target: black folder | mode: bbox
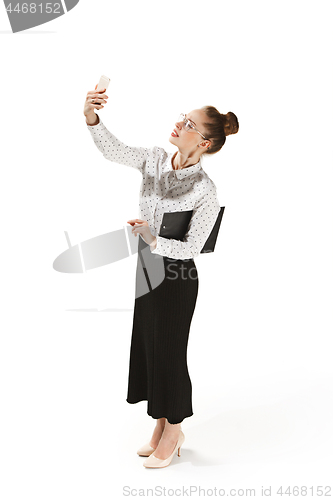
[158,207,225,253]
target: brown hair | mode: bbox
[201,106,239,155]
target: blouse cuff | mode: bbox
[150,235,171,257]
[86,116,105,132]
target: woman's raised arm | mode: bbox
[83,84,149,174]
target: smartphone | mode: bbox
[96,75,110,93]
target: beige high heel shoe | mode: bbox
[137,442,156,457]
[143,430,185,468]
[137,424,182,457]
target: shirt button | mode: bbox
[163,225,166,228]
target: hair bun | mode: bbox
[222,111,239,136]
[200,105,239,155]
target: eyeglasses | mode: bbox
[178,113,209,141]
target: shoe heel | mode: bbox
[177,446,181,457]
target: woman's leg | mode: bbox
[151,419,182,460]
[149,417,166,448]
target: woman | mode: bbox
[83,84,239,468]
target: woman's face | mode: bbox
[169,109,211,152]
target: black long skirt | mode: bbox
[126,236,199,424]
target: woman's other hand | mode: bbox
[127,219,156,246]
[84,84,109,125]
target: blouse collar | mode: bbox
[169,153,202,180]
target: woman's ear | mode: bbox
[198,140,211,150]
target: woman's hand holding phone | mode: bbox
[84,83,109,126]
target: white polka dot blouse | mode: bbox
[86,116,221,260]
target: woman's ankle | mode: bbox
[163,421,181,434]
[156,417,166,428]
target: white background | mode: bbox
[0,0,332,498]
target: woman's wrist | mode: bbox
[149,237,157,250]
[86,112,99,126]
